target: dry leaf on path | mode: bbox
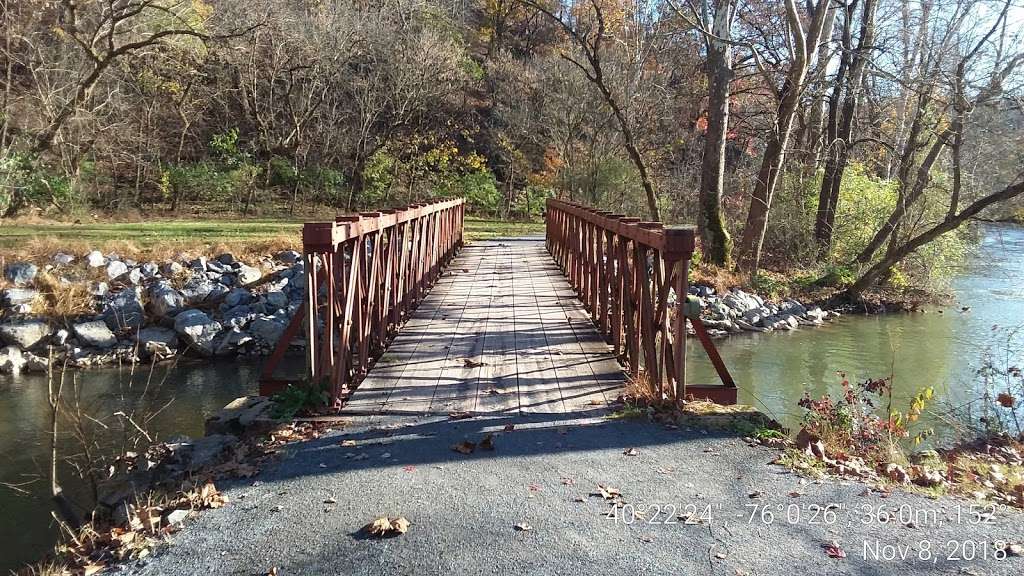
[479,433,495,451]
[366,516,411,537]
[513,522,533,531]
[824,541,847,559]
[623,447,640,456]
[452,441,476,454]
[463,358,485,368]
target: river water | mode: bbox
[1,223,1022,571]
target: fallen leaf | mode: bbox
[561,477,575,486]
[266,569,279,576]
[592,484,621,500]
[323,497,337,504]
[403,465,415,472]
[84,564,105,576]
[748,491,763,499]
[997,392,1016,408]
[787,491,803,498]
[479,433,495,451]
[463,358,485,368]
[452,441,476,454]
[513,522,533,531]
[715,552,727,559]
[503,424,515,432]
[365,516,411,537]
[824,541,847,559]
[623,447,640,457]
[339,439,356,447]
[448,411,473,421]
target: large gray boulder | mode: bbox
[73,320,118,348]
[250,314,287,346]
[224,288,251,308]
[135,326,179,349]
[722,290,761,313]
[85,250,107,268]
[102,290,146,331]
[236,264,261,285]
[149,282,185,317]
[180,276,228,304]
[4,262,38,287]
[276,250,301,264]
[0,321,52,349]
[264,290,288,310]
[173,309,222,356]
[106,260,129,280]
[2,288,39,307]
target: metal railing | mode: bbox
[260,199,465,400]
[545,198,736,403]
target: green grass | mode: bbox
[464,217,544,241]
[0,216,544,252]
[0,219,304,248]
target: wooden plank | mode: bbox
[514,242,566,414]
[473,242,521,414]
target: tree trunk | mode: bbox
[736,83,801,272]
[698,0,735,267]
[814,0,877,251]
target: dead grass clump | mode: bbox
[690,264,747,295]
[33,271,96,319]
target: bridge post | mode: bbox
[663,226,696,400]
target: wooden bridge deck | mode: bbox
[343,238,625,417]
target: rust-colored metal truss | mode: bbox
[545,199,738,404]
[259,199,465,401]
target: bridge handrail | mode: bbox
[545,198,696,399]
[260,198,465,400]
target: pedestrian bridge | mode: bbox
[260,199,736,414]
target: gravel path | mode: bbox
[129,413,1024,575]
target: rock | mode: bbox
[188,256,208,272]
[162,261,184,277]
[722,290,760,313]
[742,307,768,325]
[102,290,146,331]
[215,253,236,266]
[0,346,26,374]
[86,250,107,268]
[53,252,75,266]
[0,321,52,349]
[4,262,38,287]
[2,288,39,307]
[149,282,185,317]
[250,315,287,346]
[91,281,110,297]
[236,264,261,285]
[221,305,254,327]
[206,260,226,274]
[135,326,178,348]
[173,309,222,356]
[264,290,288,310]
[166,434,239,472]
[218,274,235,287]
[53,329,70,347]
[181,277,218,304]
[145,341,175,359]
[779,299,807,317]
[73,320,118,348]
[164,509,190,527]
[214,327,252,356]
[126,268,144,285]
[805,307,827,323]
[205,396,277,437]
[276,250,301,264]
[106,260,129,280]
[912,468,945,488]
[24,352,49,372]
[140,262,160,278]
[224,288,251,308]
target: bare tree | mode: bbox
[735,0,834,273]
[525,0,662,221]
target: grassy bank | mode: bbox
[0,216,543,260]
